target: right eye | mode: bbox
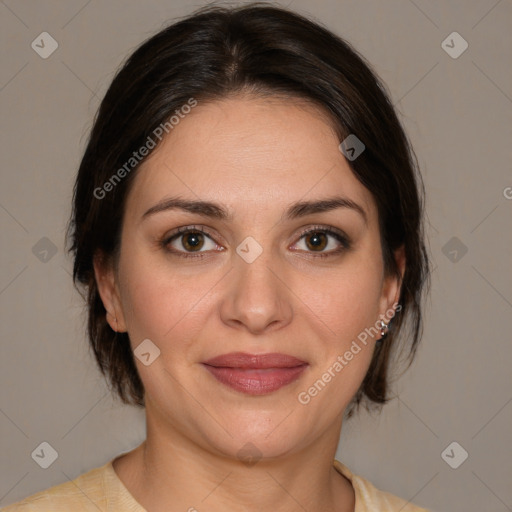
[161,226,224,259]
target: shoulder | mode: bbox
[1,463,110,511]
[333,460,429,512]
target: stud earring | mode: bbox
[376,319,389,342]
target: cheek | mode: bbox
[298,256,384,341]
[117,249,220,350]
[294,265,382,413]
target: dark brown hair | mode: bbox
[66,2,430,417]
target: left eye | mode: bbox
[292,229,349,255]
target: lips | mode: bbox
[203,352,307,369]
[201,352,308,395]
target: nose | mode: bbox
[219,246,293,335]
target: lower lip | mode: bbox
[202,364,308,395]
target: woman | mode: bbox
[4,3,430,511]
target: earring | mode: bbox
[376,319,388,342]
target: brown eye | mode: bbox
[305,231,328,251]
[292,226,351,257]
[161,226,222,258]
[181,231,205,252]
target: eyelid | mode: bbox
[294,224,350,246]
[161,225,224,251]
[163,225,221,242]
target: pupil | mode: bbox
[184,232,203,250]
[307,232,326,251]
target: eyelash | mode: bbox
[160,224,351,260]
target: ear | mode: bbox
[378,245,406,319]
[93,250,127,332]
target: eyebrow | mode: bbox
[141,195,367,225]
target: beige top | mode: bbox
[2,458,428,511]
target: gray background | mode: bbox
[1,1,511,511]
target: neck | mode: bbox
[113,414,355,512]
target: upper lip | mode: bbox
[202,352,307,369]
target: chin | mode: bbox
[198,408,310,461]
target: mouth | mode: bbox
[201,352,309,395]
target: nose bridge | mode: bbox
[220,239,292,333]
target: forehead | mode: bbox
[124,95,376,224]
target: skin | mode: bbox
[94,94,405,512]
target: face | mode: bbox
[95,94,404,460]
